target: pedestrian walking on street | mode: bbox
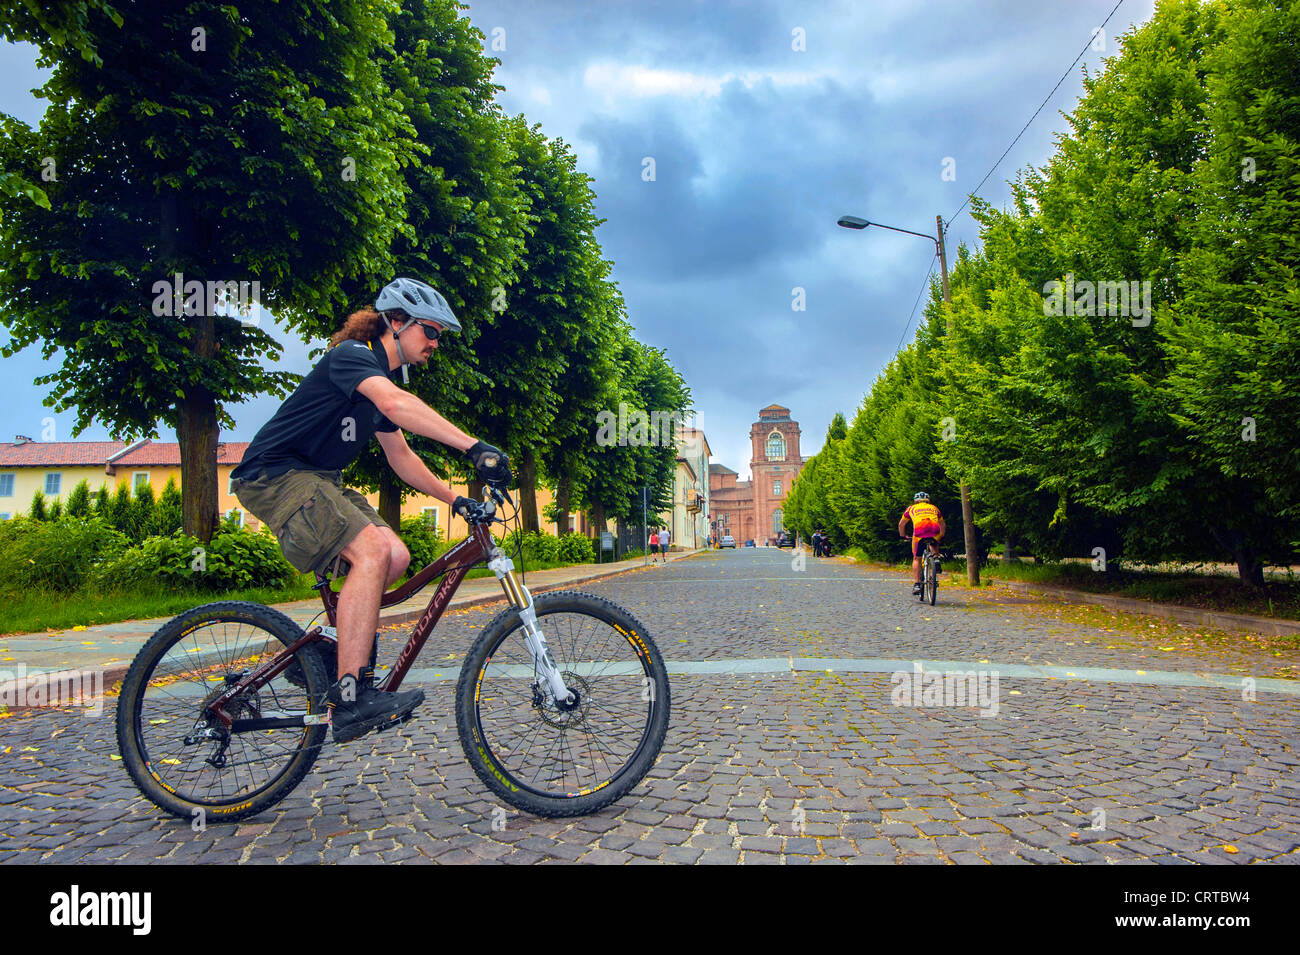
[658,526,671,563]
[649,529,660,563]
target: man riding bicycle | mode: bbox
[230,277,512,743]
[898,492,945,597]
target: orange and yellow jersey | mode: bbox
[902,502,943,539]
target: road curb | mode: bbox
[993,579,1300,638]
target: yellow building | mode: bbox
[0,436,574,541]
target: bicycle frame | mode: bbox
[203,500,575,734]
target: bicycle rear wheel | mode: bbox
[455,590,670,817]
[927,559,938,605]
[115,601,329,823]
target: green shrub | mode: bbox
[132,482,158,537]
[523,531,560,564]
[398,516,447,572]
[88,527,296,593]
[65,480,92,518]
[557,533,594,564]
[0,515,129,594]
[29,489,47,521]
[157,477,182,535]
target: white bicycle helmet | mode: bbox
[374,277,460,382]
[913,491,930,502]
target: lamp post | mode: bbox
[838,213,979,586]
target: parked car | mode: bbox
[775,531,796,548]
[720,535,736,548]
[744,539,755,547]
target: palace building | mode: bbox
[708,404,806,545]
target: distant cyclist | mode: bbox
[898,492,945,596]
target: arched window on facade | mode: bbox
[766,431,785,460]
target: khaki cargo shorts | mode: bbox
[231,469,389,575]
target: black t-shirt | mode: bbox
[232,339,400,480]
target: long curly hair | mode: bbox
[330,307,409,347]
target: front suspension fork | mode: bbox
[488,549,574,705]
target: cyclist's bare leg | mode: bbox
[335,525,394,680]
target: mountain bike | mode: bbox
[911,536,940,606]
[115,484,671,823]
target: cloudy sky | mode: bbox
[0,0,1156,479]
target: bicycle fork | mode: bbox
[488,549,576,707]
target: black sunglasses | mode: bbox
[411,320,442,342]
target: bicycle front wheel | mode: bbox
[455,590,670,817]
[927,564,938,605]
[115,601,329,823]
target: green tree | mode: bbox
[132,481,158,539]
[156,476,183,535]
[65,478,92,517]
[0,0,410,543]
[337,0,527,526]
[1162,0,1300,582]
[29,489,47,520]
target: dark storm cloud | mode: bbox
[0,0,1157,475]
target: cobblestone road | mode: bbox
[2,549,1297,864]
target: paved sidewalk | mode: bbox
[0,548,701,693]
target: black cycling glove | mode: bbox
[452,496,478,519]
[466,440,512,484]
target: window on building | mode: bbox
[0,473,13,497]
[766,432,785,460]
[422,507,440,534]
[773,479,782,496]
[0,513,10,521]
[225,508,245,528]
[227,475,234,494]
[44,472,61,496]
[132,471,150,491]
[773,509,784,534]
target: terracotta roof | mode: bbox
[0,439,252,469]
[0,440,127,467]
[759,403,790,413]
[709,463,738,474]
[110,440,250,467]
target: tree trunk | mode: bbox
[590,501,606,540]
[517,448,540,533]
[378,470,402,529]
[178,394,218,543]
[555,474,571,536]
[1232,532,1266,586]
[163,191,218,544]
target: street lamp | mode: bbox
[838,211,978,585]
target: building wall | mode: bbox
[0,460,575,542]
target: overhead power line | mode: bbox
[894,251,938,354]
[948,0,1127,226]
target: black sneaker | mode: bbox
[934,562,943,575]
[912,583,923,596]
[325,674,424,744]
